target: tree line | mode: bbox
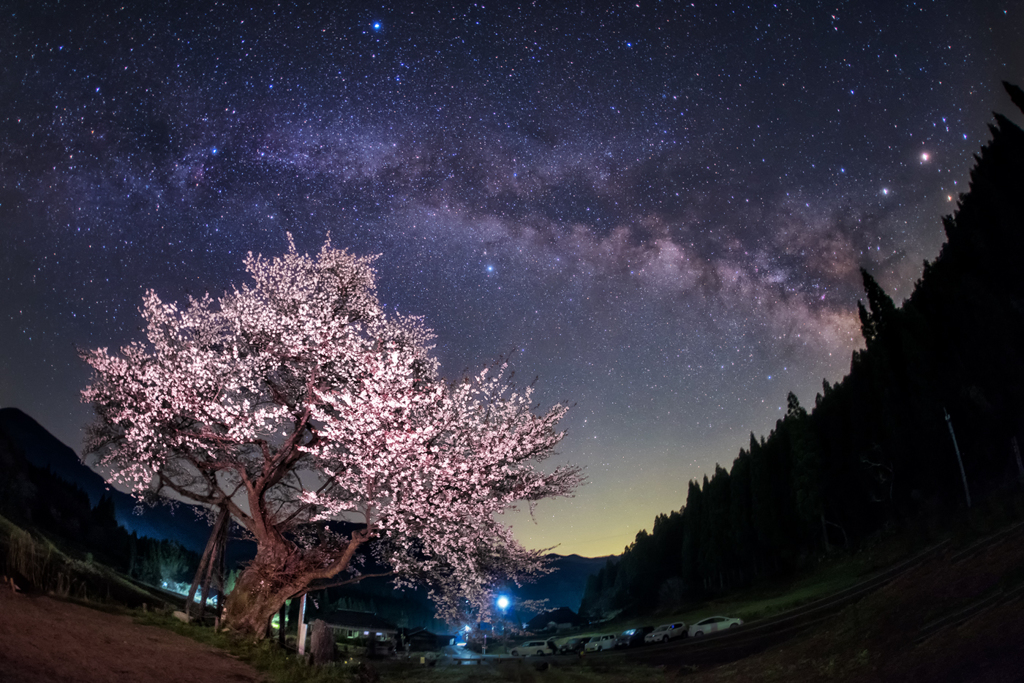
[580,83,1024,618]
[0,427,198,588]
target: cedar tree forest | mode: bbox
[581,83,1024,618]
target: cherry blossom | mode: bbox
[81,236,581,637]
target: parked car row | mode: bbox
[510,616,744,656]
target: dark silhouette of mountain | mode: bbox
[0,407,214,553]
[519,553,614,612]
[525,606,585,632]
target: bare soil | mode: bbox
[0,589,264,683]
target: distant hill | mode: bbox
[517,553,614,612]
[0,407,215,553]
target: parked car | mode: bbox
[584,633,617,652]
[644,622,687,643]
[558,636,591,655]
[615,626,654,648]
[510,639,556,656]
[687,616,743,637]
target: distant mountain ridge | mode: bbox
[520,553,614,612]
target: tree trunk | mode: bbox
[221,552,306,638]
[219,524,369,639]
[186,507,229,621]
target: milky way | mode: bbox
[2,0,1022,556]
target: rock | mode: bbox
[310,619,335,666]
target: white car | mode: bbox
[584,633,617,652]
[510,640,556,656]
[687,616,743,637]
[644,622,687,643]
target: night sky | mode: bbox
[2,0,1022,557]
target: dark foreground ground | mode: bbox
[0,588,264,683]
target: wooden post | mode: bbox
[297,593,308,656]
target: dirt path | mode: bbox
[0,589,264,683]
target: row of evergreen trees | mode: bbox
[580,83,1024,617]
[0,427,198,588]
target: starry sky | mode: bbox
[2,0,1022,557]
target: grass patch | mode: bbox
[0,513,170,608]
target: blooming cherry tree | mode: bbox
[81,237,581,637]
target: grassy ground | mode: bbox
[0,512,171,608]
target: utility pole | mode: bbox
[944,408,971,508]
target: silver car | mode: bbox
[510,639,556,656]
[584,633,617,652]
[687,616,743,637]
[644,622,686,643]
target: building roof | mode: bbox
[317,610,398,632]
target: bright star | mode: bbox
[373,22,381,31]
[920,152,930,162]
